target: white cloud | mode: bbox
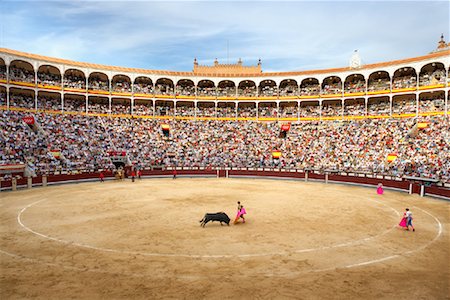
[1,1,448,71]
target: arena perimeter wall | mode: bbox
[1,168,449,200]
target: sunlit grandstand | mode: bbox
[1,36,449,190]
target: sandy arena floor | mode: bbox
[0,178,449,299]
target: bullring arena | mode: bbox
[1,177,449,299]
[1,37,450,299]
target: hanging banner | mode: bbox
[387,153,398,163]
[272,151,282,159]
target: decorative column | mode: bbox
[6,86,9,110]
[389,95,393,118]
[256,102,259,121]
[34,90,38,112]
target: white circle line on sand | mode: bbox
[4,197,442,278]
[17,196,400,259]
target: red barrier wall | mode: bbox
[1,169,448,200]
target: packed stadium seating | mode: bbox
[1,108,448,183]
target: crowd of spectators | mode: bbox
[300,105,321,117]
[0,92,5,106]
[88,78,109,91]
[111,103,132,115]
[155,84,174,96]
[37,71,61,87]
[300,84,320,96]
[419,98,445,112]
[238,86,257,97]
[392,75,417,89]
[392,99,416,114]
[1,109,448,183]
[197,86,216,97]
[419,69,446,86]
[259,85,278,97]
[279,85,298,97]
[112,81,132,93]
[133,103,154,116]
[321,103,342,117]
[322,82,342,95]
[368,100,390,115]
[196,106,216,117]
[64,74,86,90]
[279,105,298,118]
[9,94,35,109]
[0,65,7,80]
[64,98,86,112]
[344,80,365,93]
[368,79,390,92]
[9,67,34,83]
[217,86,236,97]
[38,96,61,111]
[344,102,366,116]
[258,105,278,118]
[133,83,154,94]
[176,85,195,97]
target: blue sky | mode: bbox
[1,1,448,72]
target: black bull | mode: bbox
[199,212,231,227]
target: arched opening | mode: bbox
[176,101,195,116]
[279,101,298,118]
[419,62,446,86]
[155,100,174,116]
[300,101,320,117]
[37,65,61,87]
[112,75,132,93]
[155,78,174,96]
[197,102,215,117]
[0,86,7,106]
[197,80,216,97]
[419,91,445,113]
[300,78,320,96]
[258,80,277,97]
[133,77,153,94]
[392,67,417,89]
[88,96,109,113]
[279,79,298,96]
[368,96,390,116]
[0,58,6,80]
[64,69,86,90]
[217,102,236,118]
[238,80,256,97]
[64,94,86,112]
[368,71,390,92]
[88,72,109,92]
[10,60,35,83]
[238,102,256,118]
[10,88,35,109]
[344,74,365,93]
[322,76,342,95]
[344,98,365,116]
[392,94,416,115]
[133,99,153,116]
[176,79,195,96]
[38,91,61,111]
[217,80,236,97]
[111,98,131,115]
[322,100,342,117]
[258,102,277,118]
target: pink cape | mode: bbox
[377,186,384,195]
[399,217,407,227]
[235,207,247,219]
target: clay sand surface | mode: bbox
[1,178,449,299]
